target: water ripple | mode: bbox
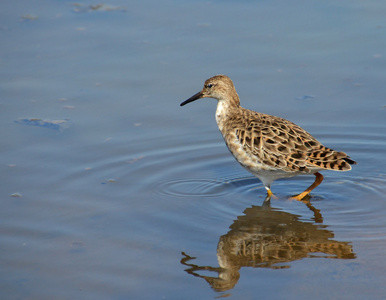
[155,178,231,198]
[90,126,385,211]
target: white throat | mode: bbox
[215,100,229,130]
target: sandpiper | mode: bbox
[180,75,356,201]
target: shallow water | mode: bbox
[1,1,386,299]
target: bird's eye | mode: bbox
[206,84,213,88]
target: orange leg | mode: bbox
[290,172,324,201]
[265,187,278,199]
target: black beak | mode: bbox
[180,91,203,106]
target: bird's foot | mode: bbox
[290,193,312,202]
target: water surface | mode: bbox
[1,1,386,299]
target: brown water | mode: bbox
[1,1,386,299]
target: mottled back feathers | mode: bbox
[231,109,356,173]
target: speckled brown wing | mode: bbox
[306,144,357,171]
[235,111,356,173]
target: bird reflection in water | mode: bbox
[180,199,355,292]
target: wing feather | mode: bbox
[234,111,356,172]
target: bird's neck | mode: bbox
[215,97,240,132]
